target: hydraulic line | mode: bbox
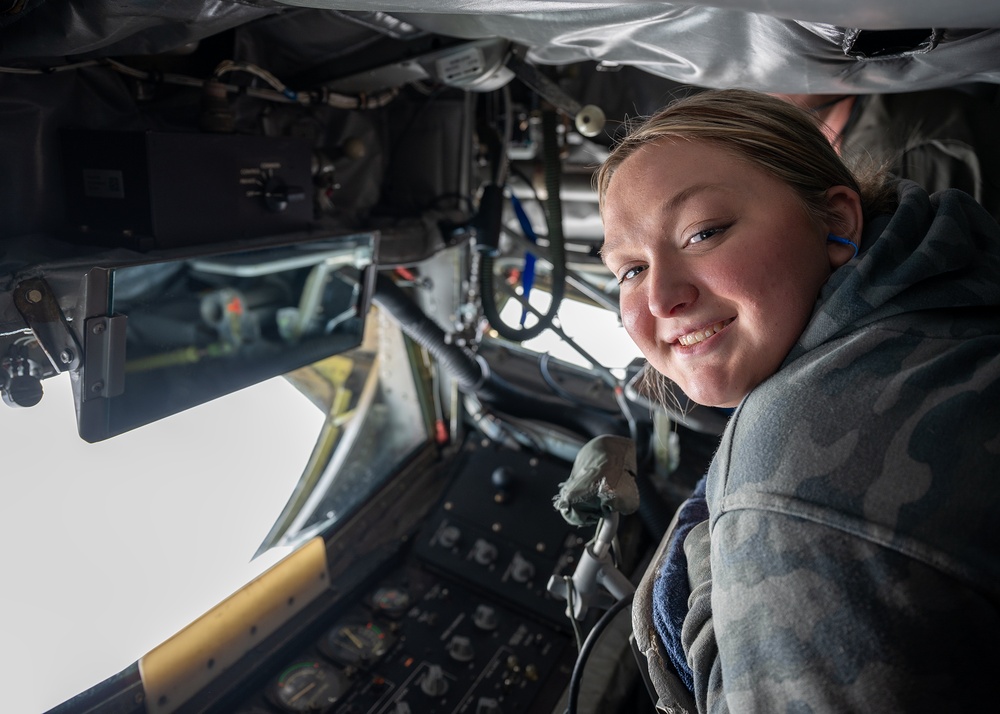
[372,272,626,440]
[479,109,566,341]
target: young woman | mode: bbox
[598,89,1000,712]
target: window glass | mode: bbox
[0,374,324,714]
[498,289,642,375]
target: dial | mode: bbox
[320,618,396,667]
[267,660,348,713]
[372,585,411,619]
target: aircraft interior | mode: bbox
[2,2,999,713]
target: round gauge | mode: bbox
[267,660,348,714]
[372,586,411,619]
[320,619,396,666]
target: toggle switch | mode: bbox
[473,604,499,631]
[420,664,449,697]
[447,635,474,662]
[510,552,535,583]
[471,539,498,566]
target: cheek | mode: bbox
[619,294,649,345]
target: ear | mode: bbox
[824,185,864,268]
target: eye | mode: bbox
[617,264,647,285]
[684,226,727,247]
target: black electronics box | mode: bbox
[62,130,314,250]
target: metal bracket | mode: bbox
[546,513,635,620]
[12,277,84,373]
[83,315,127,401]
[505,52,606,138]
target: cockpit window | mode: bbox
[0,372,324,714]
[256,307,433,552]
[496,288,642,376]
[2,306,430,714]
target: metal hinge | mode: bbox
[83,314,127,401]
[13,277,83,373]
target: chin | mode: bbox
[677,379,744,410]
[694,395,738,409]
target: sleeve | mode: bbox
[680,509,1000,713]
[678,519,722,714]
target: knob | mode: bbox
[471,539,498,566]
[490,466,516,491]
[510,552,535,583]
[420,665,449,697]
[472,604,498,631]
[2,373,43,408]
[447,635,474,662]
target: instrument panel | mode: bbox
[232,436,588,714]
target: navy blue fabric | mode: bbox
[652,476,709,694]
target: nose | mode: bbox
[647,265,698,318]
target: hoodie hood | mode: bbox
[788,179,1000,361]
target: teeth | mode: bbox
[678,319,733,346]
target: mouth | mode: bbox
[676,318,735,347]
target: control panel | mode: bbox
[235,564,573,714]
[232,435,587,714]
[412,436,588,628]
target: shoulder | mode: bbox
[708,321,1000,588]
[722,317,1000,493]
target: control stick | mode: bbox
[546,435,638,619]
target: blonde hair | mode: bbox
[597,88,897,225]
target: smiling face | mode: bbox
[601,138,849,408]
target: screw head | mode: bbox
[24,288,43,304]
[92,322,106,335]
[91,380,104,394]
[59,349,74,364]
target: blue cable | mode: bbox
[509,193,538,326]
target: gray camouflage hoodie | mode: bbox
[636,180,1000,713]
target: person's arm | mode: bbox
[682,510,998,712]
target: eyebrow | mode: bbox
[600,182,727,262]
